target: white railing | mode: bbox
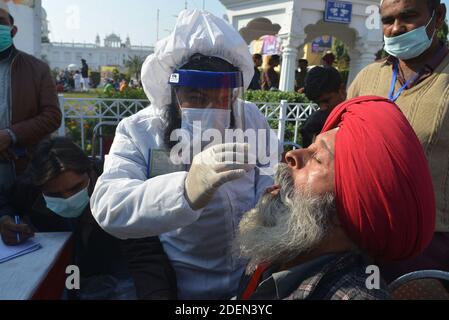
[58,95,318,154]
[254,100,318,147]
[58,95,149,152]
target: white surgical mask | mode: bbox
[44,186,90,219]
[384,11,436,60]
[181,108,231,138]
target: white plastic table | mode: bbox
[0,232,73,300]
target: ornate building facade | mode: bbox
[40,7,153,71]
[220,0,383,90]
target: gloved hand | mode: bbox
[185,143,256,210]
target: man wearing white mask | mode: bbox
[90,10,279,300]
[348,0,449,282]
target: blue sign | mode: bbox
[324,1,353,24]
[312,36,333,53]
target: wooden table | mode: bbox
[0,232,73,300]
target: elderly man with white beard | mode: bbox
[233,96,437,300]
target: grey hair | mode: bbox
[233,164,336,274]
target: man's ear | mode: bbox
[11,26,17,38]
[436,4,446,30]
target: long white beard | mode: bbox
[233,164,336,274]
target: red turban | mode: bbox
[322,96,435,262]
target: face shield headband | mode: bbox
[169,69,243,89]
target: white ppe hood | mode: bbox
[141,9,254,110]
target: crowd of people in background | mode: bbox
[53,49,337,96]
[248,50,339,93]
[102,78,142,95]
[55,59,91,93]
[54,58,143,94]
[247,50,343,147]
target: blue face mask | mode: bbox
[43,186,90,219]
[384,11,436,60]
[0,25,13,52]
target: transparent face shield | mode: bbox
[170,69,244,110]
[166,69,278,175]
[168,69,246,154]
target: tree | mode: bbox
[125,55,145,80]
[437,19,448,45]
[331,39,351,86]
[332,39,350,69]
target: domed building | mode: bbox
[41,19,153,71]
[41,6,49,43]
[38,3,153,71]
[104,33,122,48]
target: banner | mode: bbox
[261,35,280,55]
[250,35,281,56]
[311,36,333,53]
[2,0,35,8]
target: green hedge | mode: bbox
[97,88,309,103]
[244,90,313,148]
[68,89,313,154]
[244,90,310,103]
[99,87,148,100]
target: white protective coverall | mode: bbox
[90,10,280,300]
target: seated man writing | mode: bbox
[0,137,176,300]
[234,96,436,300]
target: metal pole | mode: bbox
[58,94,66,136]
[80,117,85,151]
[156,9,160,41]
[278,100,288,145]
[203,0,205,10]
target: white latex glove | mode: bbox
[185,143,256,210]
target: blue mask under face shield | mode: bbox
[383,10,437,60]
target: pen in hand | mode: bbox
[14,216,21,244]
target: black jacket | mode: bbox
[81,63,89,78]
[248,67,261,90]
[0,172,177,300]
[300,110,330,148]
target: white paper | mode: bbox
[0,238,42,264]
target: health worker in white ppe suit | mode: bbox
[90,10,280,300]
